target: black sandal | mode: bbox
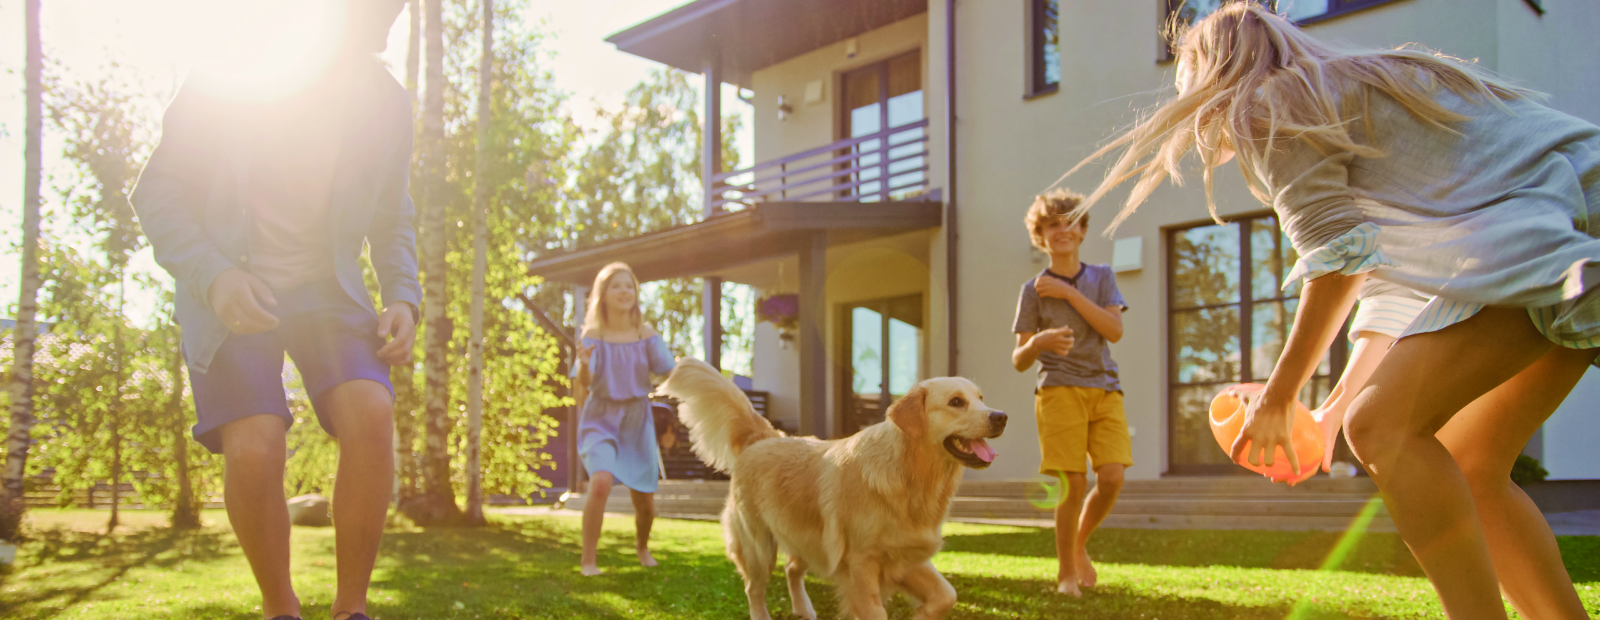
[332,614,370,620]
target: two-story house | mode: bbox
[532,0,1600,491]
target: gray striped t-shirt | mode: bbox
[1012,264,1127,392]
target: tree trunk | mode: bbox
[410,0,460,525]
[168,323,199,530]
[3,0,44,540]
[464,0,495,526]
[108,276,125,533]
[391,0,424,508]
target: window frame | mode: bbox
[1157,0,1411,62]
[1164,212,1352,476]
[1024,0,1061,99]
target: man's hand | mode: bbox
[209,268,280,334]
[1034,275,1078,300]
[375,303,417,365]
[1030,326,1076,357]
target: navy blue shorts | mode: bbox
[188,278,394,454]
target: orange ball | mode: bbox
[1209,384,1324,486]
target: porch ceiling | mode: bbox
[605,0,928,87]
[527,201,942,286]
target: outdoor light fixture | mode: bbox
[777,95,795,121]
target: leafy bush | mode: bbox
[1511,454,1549,487]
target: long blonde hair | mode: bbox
[583,262,643,334]
[1063,1,1527,232]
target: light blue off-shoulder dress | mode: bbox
[578,335,676,493]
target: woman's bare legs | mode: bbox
[580,471,614,576]
[1344,306,1591,619]
[1315,332,1394,472]
[630,489,657,567]
[1435,345,1594,619]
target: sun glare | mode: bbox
[185,0,348,102]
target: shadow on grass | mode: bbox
[941,527,1425,576]
[0,525,235,619]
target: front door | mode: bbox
[838,295,923,437]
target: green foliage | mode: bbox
[1512,454,1549,487]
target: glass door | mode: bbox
[839,295,923,437]
[839,51,924,201]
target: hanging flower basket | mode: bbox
[756,294,800,346]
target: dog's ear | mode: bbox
[887,385,928,440]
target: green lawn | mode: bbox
[3,509,1598,619]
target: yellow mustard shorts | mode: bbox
[1035,386,1134,474]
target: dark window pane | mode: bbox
[1172,384,1234,467]
[1250,216,1301,300]
[1041,0,1060,86]
[1172,223,1240,308]
[1279,0,1330,20]
[1174,306,1240,384]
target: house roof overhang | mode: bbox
[527,201,942,286]
[605,0,928,87]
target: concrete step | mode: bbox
[947,496,1386,519]
[958,476,1378,498]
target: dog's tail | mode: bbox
[658,357,781,474]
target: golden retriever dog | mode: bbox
[658,358,1006,620]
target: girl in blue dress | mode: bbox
[574,262,676,576]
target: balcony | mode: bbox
[711,119,934,210]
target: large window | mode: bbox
[840,51,925,202]
[838,295,923,438]
[1166,214,1350,474]
[1159,0,1406,61]
[1026,0,1061,97]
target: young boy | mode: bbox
[1011,189,1132,597]
[130,2,416,619]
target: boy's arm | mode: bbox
[128,82,236,307]
[1034,276,1124,342]
[1013,332,1040,372]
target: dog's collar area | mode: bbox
[943,435,996,469]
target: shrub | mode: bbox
[1511,454,1549,487]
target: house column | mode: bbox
[702,52,724,369]
[703,276,722,369]
[798,232,827,437]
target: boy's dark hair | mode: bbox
[1025,189,1089,250]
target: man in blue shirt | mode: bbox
[130,2,416,619]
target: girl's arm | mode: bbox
[1231,271,1365,474]
[1034,276,1124,342]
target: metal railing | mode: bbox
[709,119,932,211]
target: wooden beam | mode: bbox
[798,231,828,438]
[703,53,723,217]
[703,277,723,369]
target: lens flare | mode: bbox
[1283,495,1385,620]
[1027,473,1069,509]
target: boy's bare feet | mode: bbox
[580,562,602,576]
[1075,547,1098,588]
[637,548,658,567]
[1055,580,1083,597]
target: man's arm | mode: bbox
[128,82,236,307]
[1034,276,1124,342]
[369,104,422,318]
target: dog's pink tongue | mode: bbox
[969,439,996,463]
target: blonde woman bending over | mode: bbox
[1063,4,1599,618]
[574,262,676,576]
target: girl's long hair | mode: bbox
[1062,1,1528,232]
[583,262,643,334]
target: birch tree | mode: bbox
[464,0,494,525]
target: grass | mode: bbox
[2,508,1598,619]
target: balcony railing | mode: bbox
[709,119,932,211]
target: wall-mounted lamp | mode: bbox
[777,95,795,121]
